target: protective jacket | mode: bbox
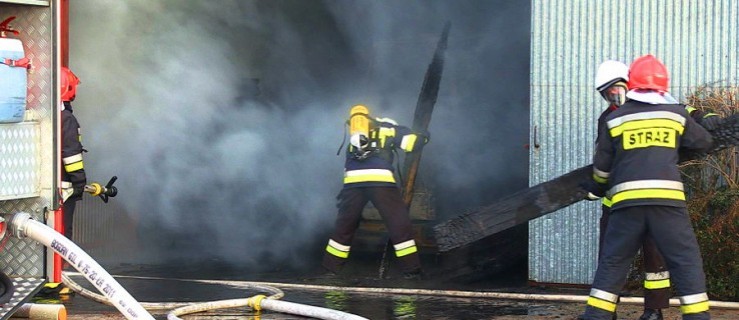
[342,119,424,188]
[61,101,86,201]
[593,100,712,211]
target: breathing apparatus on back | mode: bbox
[336,104,387,160]
[349,104,381,160]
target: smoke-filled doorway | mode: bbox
[68,0,531,284]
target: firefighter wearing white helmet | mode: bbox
[60,66,87,243]
[581,55,713,320]
[594,60,629,107]
[321,105,429,280]
[584,60,671,320]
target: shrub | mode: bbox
[680,86,739,300]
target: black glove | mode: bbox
[579,179,607,200]
[698,114,722,131]
[72,180,86,198]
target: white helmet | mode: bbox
[595,60,629,92]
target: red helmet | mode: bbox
[60,67,80,102]
[628,54,669,92]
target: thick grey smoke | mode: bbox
[69,0,530,270]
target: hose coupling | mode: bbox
[9,212,32,239]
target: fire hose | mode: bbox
[62,273,739,318]
[62,273,368,320]
[7,212,154,320]
[3,212,369,319]
[8,211,737,318]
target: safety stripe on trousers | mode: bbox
[586,288,618,312]
[644,271,671,290]
[326,239,350,259]
[679,293,710,314]
[344,169,396,184]
[394,239,418,257]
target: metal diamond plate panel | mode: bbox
[0,2,56,279]
[0,277,45,320]
[0,123,40,200]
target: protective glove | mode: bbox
[579,179,607,200]
[698,113,722,131]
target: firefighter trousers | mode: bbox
[584,206,710,320]
[322,187,421,274]
[600,205,670,309]
[63,199,77,240]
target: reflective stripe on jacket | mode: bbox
[61,103,87,200]
[592,100,712,210]
[343,120,422,188]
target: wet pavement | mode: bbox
[25,260,739,319]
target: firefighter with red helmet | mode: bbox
[321,105,428,280]
[588,60,671,320]
[60,66,86,241]
[581,55,713,320]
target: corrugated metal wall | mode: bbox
[529,0,739,284]
[72,194,140,263]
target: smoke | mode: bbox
[69,0,530,270]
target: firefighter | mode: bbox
[581,54,712,320]
[588,60,670,320]
[322,105,428,280]
[60,67,86,242]
[587,59,725,320]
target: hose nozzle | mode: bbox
[84,176,118,203]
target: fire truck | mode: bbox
[0,0,71,317]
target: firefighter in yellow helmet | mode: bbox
[60,66,86,242]
[322,105,428,279]
[581,55,712,320]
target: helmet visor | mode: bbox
[600,82,628,106]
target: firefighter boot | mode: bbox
[638,309,662,320]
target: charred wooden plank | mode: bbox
[434,113,739,252]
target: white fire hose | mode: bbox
[62,272,368,319]
[6,212,368,320]
[7,211,737,319]
[8,212,155,320]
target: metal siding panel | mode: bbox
[72,195,138,261]
[530,0,739,285]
